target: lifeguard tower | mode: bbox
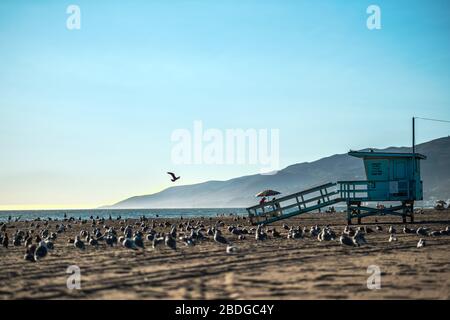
[246,121,427,226]
[339,151,426,224]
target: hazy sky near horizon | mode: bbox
[1,0,450,210]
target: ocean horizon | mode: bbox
[0,208,249,222]
[1,201,437,222]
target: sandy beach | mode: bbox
[0,209,449,300]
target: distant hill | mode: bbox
[106,137,450,209]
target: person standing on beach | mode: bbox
[317,199,321,213]
[272,197,281,216]
[259,197,267,206]
[259,197,267,214]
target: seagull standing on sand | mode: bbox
[365,227,374,234]
[352,230,366,246]
[309,225,321,237]
[389,234,397,242]
[288,228,302,239]
[192,229,205,240]
[44,239,54,250]
[89,237,98,246]
[403,226,415,234]
[272,229,281,238]
[339,234,354,247]
[318,228,334,241]
[2,233,9,248]
[106,235,116,247]
[146,233,155,242]
[13,234,22,246]
[74,236,85,250]
[152,236,164,249]
[167,172,180,182]
[214,230,228,245]
[124,227,133,239]
[343,226,354,236]
[416,227,428,236]
[255,225,267,241]
[165,234,177,251]
[226,245,239,254]
[123,238,136,250]
[24,244,36,262]
[417,238,426,248]
[34,241,48,260]
[169,225,177,238]
[182,237,195,246]
[134,233,144,249]
[25,236,32,247]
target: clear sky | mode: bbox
[1,0,449,210]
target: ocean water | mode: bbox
[0,208,247,222]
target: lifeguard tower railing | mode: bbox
[338,179,416,224]
[247,182,341,225]
[247,180,417,225]
[338,180,413,201]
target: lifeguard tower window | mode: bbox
[395,160,406,179]
[366,159,388,180]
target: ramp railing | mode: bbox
[246,182,341,225]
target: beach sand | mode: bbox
[0,210,449,300]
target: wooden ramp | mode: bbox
[246,182,342,225]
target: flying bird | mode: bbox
[167,172,180,182]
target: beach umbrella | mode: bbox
[255,190,281,197]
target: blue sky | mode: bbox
[1,0,449,209]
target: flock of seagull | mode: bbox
[0,214,449,263]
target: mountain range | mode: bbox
[106,136,450,209]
